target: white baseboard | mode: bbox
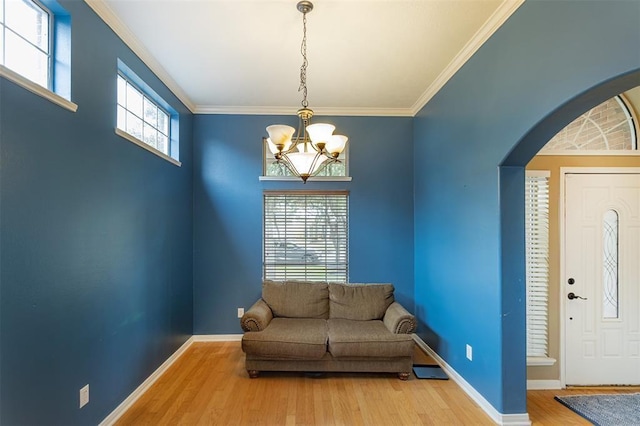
[99,334,243,425]
[99,336,195,426]
[527,379,562,390]
[412,335,531,426]
[192,334,243,342]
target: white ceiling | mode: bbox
[86,0,524,115]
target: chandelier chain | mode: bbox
[299,11,308,108]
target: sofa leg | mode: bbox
[248,370,259,379]
[398,372,410,381]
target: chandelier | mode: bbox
[265,1,348,183]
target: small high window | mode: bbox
[117,73,171,156]
[1,0,51,88]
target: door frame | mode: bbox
[559,167,640,387]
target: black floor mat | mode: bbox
[413,364,449,380]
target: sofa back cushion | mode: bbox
[262,280,329,319]
[329,283,395,320]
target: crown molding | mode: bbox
[410,0,525,116]
[84,0,196,113]
[194,105,414,117]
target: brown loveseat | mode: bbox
[240,281,416,380]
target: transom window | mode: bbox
[0,0,51,88]
[263,140,349,178]
[117,73,171,156]
[540,95,638,154]
[263,191,349,282]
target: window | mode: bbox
[1,0,51,88]
[262,139,351,181]
[0,0,74,111]
[117,73,171,156]
[264,191,348,282]
[540,95,638,154]
[525,171,551,362]
[602,209,619,319]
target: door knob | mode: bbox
[568,292,587,300]
[568,278,575,285]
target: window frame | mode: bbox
[263,190,349,283]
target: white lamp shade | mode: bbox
[266,138,279,155]
[266,125,295,151]
[326,135,348,155]
[288,151,327,176]
[306,123,335,145]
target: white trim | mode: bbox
[527,380,562,390]
[0,65,78,112]
[538,150,640,156]
[192,334,243,342]
[259,176,352,182]
[83,0,195,113]
[98,337,194,426]
[559,167,640,388]
[115,128,182,167]
[526,356,556,367]
[526,170,551,178]
[409,0,525,116]
[195,105,414,117]
[412,335,531,426]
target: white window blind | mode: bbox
[264,191,348,282]
[525,171,550,358]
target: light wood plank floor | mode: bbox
[115,342,639,425]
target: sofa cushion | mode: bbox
[262,280,329,319]
[329,283,394,320]
[242,318,328,359]
[327,319,414,358]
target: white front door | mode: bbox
[565,173,640,385]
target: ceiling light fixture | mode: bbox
[265,1,348,183]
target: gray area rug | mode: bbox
[555,393,640,426]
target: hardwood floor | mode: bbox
[114,341,640,425]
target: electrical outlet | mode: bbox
[237,307,245,318]
[466,344,473,361]
[79,384,89,408]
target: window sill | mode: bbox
[527,356,556,366]
[0,65,78,112]
[115,128,181,167]
[259,176,352,182]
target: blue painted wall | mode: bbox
[413,0,640,415]
[0,1,193,424]
[193,115,414,333]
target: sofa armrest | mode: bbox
[240,299,273,332]
[383,302,416,334]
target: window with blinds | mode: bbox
[264,191,348,282]
[525,171,550,358]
